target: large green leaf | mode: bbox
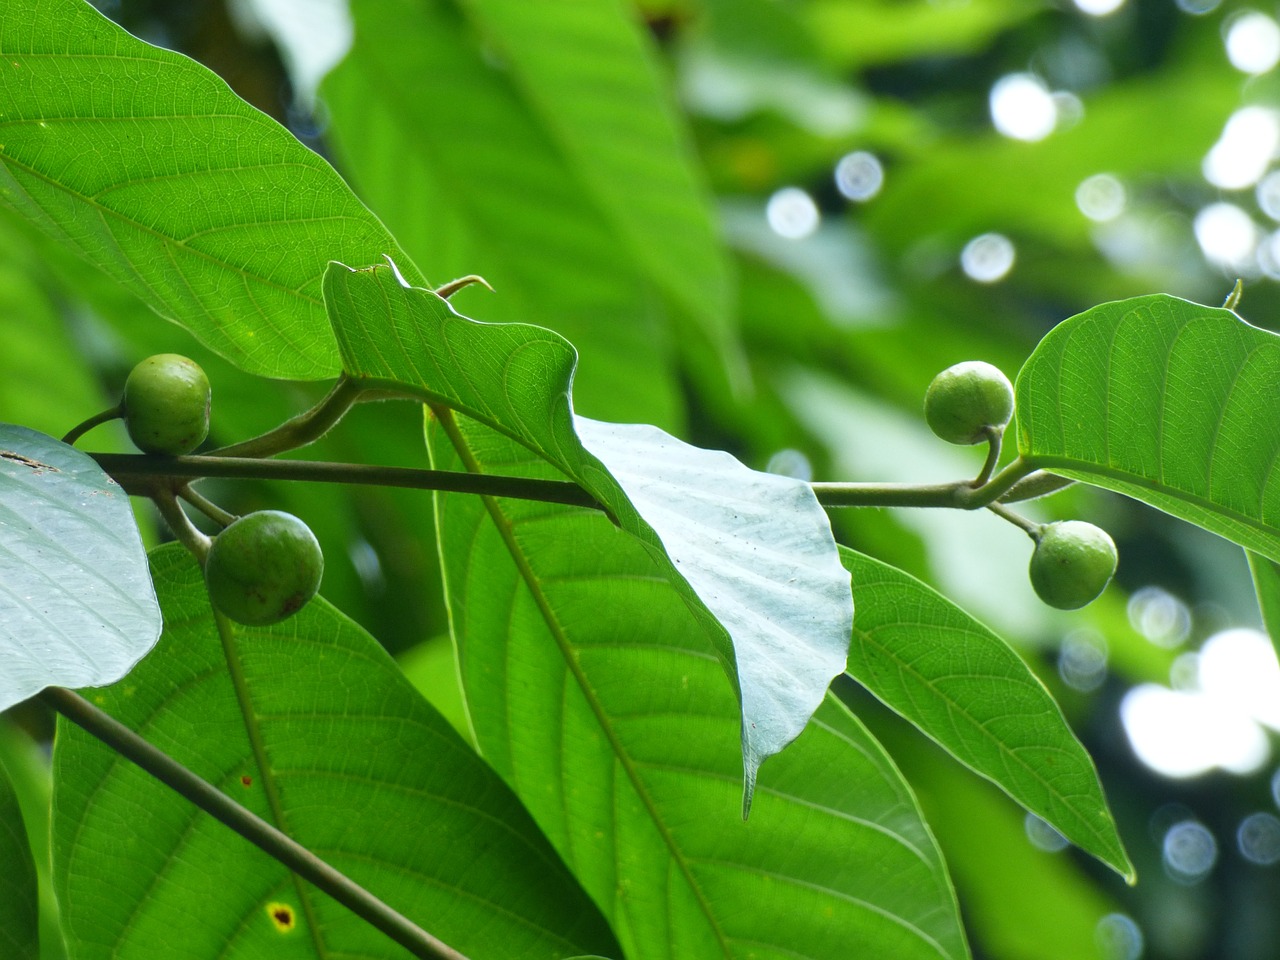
[0,753,38,959]
[325,261,852,799]
[455,0,733,352]
[840,547,1131,879]
[430,419,969,960]
[0,424,159,711]
[323,0,683,426]
[53,544,620,960]
[1015,294,1280,561]
[0,0,423,379]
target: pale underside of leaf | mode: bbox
[431,418,969,960]
[325,262,852,798]
[53,544,620,960]
[0,424,159,712]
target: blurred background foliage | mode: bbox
[6,0,1280,957]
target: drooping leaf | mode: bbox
[840,546,1132,880]
[325,261,851,799]
[53,544,620,960]
[1248,551,1280,655]
[455,0,734,352]
[1015,294,1280,561]
[0,424,159,711]
[0,753,38,960]
[430,419,969,960]
[0,0,424,380]
[323,0,684,426]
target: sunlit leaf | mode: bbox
[841,546,1132,879]
[0,424,159,711]
[0,0,423,379]
[1016,294,1280,561]
[431,420,969,959]
[53,544,620,960]
[325,261,851,798]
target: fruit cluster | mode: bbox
[122,354,324,626]
[924,361,1117,610]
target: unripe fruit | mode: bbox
[924,361,1014,445]
[1029,520,1117,610]
[204,511,323,626]
[123,354,210,455]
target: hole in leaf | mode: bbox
[266,902,296,933]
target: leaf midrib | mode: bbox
[435,407,734,957]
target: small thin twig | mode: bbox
[39,687,470,960]
[151,489,212,563]
[986,501,1043,538]
[209,376,365,459]
[972,425,1003,488]
[178,484,237,528]
[62,405,123,446]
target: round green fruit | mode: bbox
[204,511,324,626]
[923,361,1014,445]
[1029,520,1117,610]
[123,354,211,455]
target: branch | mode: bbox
[89,454,603,510]
[39,686,471,960]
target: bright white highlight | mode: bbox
[1226,11,1280,74]
[1120,628,1280,778]
[960,233,1015,282]
[1076,174,1127,222]
[1202,107,1280,190]
[1121,683,1269,777]
[766,187,820,239]
[1199,629,1280,731]
[1074,0,1126,14]
[834,151,884,202]
[990,74,1057,142]
[1257,170,1280,220]
[1194,203,1259,268]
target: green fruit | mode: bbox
[1029,520,1118,610]
[204,511,324,626]
[123,354,211,455]
[924,361,1014,445]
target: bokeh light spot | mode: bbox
[960,233,1015,282]
[1238,812,1280,865]
[834,151,884,202]
[1194,203,1258,268]
[1096,913,1144,960]
[1076,173,1126,222]
[766,187,820,239]
[990,73,1057,141]
[1163,820,1218,883]
[1226,11,1280,74]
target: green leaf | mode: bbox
[0,424,159,711]
[456,0,734,351]
[325,261,851,800]
[1248,550,1280,653]
[53,544,620,960]
[0,753,38,960]
[430,422,969,959]
[1015,294,1280,562]
[0,0,424,379]
[322,0,683,425]
[840,546,1132,880]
